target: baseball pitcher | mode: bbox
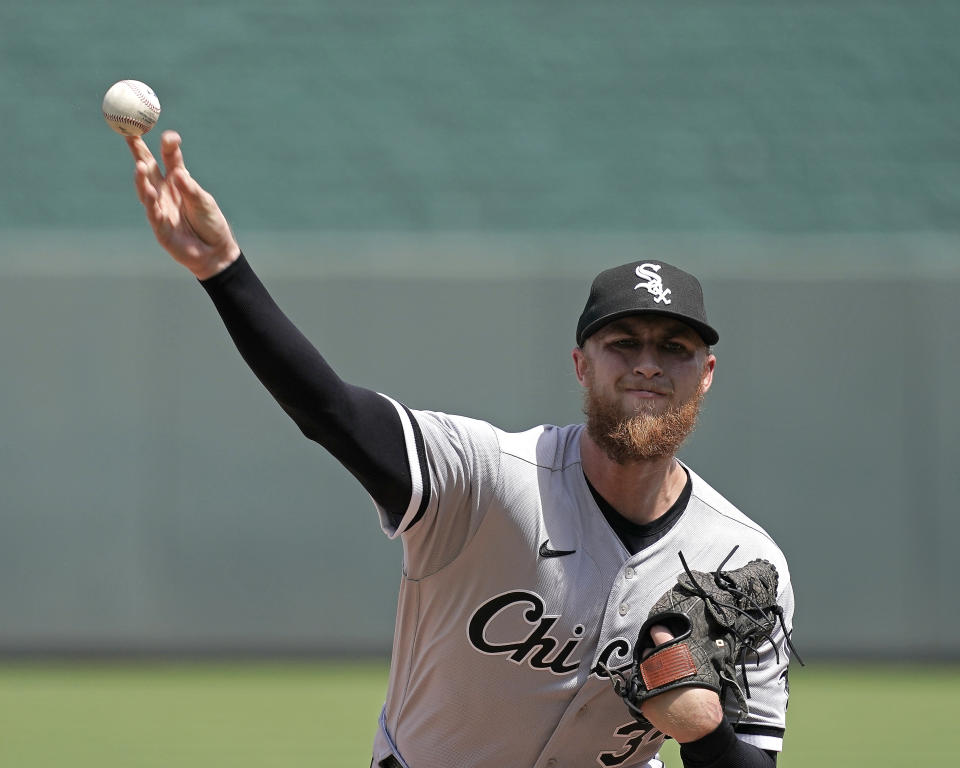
[126,131,798,768]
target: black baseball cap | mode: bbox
[576,261,719,347]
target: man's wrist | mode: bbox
[678,717,777,768]
[193,245,242,281]
[677,716,736,766]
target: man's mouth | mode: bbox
[623,386,671,398]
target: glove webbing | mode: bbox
[677,544,806,680]
[673,547,805,699]
[604,547,804,724]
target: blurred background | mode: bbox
[1,0,959,764]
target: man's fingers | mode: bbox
[125,136,155,164]
[133,160,179,240]
[171,167,221,224]
[640,624,676,660]
[134,160,176,209]
[134,168,164,226]
[169,168,211,223]
[160,130,186,174]
[127,137,163,186]
[170,167,197,198]
[650,624,675,646]
[133,161,156,206]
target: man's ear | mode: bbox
[699,353,716,395]
[572,346,589,386]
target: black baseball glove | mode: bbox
[607,546,801,724]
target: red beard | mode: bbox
[582,382,705,464]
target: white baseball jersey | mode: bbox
[372,403,795,768]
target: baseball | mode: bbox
[102,80,161,137]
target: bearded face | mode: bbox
[581,364,707,464]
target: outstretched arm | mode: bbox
[127,132,416,521]
[199,256,415,518]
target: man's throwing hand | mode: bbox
[127,131,240,280]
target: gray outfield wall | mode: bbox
[1,231,957,658]
[5,0,960,658]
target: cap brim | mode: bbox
[578,309,719,347]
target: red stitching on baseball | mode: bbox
[104,112,151,131]
[121,80,161,113]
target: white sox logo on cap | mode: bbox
[575,260,719,347]
[634,263,672,305]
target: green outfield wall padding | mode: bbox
[2,1,959,232]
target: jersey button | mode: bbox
[618,602,629,616]
[546,759,558,768]
[624,567,636,579]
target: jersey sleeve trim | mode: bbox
[734,724,785,754]
[398,401,431,533]
[379,395,431,537]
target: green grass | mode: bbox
[0,661,387,767]
[660,662,960,767]
[1,661,957,766]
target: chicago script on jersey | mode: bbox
[467,590,634,677]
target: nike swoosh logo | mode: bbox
[539,540,577,558]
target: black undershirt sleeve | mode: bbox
[199,254,414,520]
[679,718,777,768]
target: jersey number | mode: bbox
[597,720,662,767]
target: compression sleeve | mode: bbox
[199,253,413,519]
[679,718,777,768]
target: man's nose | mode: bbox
[632,347,663,378]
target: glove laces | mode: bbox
[677,546,805,700]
